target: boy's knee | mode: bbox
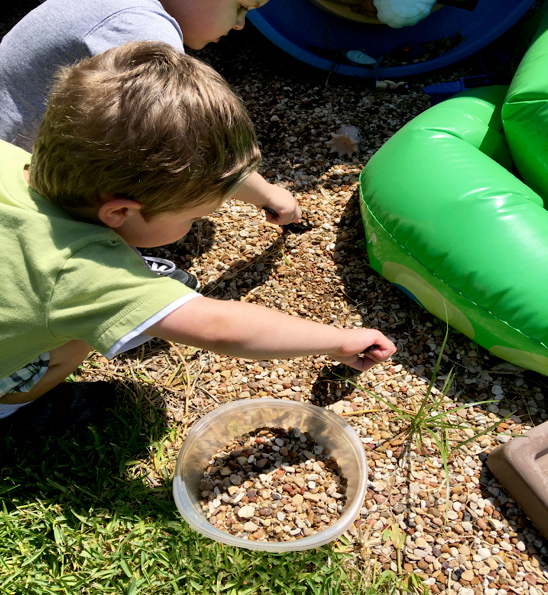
[48,340,93,366]
[0,342,93,404]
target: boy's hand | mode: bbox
[233,171,301,226]
[261,184,301,226]
[329,329,396,373]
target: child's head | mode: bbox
[161,0,270,49]
[29,41,261,220]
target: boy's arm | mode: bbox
[233,171,301,226]
[147,297,396,371]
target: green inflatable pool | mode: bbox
[359,8,548,375]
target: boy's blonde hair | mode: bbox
[29,41,261,218]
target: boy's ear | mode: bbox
[97,195,143,228]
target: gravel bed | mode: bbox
[38,8,547,595]
[199,426,347,542]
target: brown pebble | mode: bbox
[460,569,474,582]
[525,574,537,586]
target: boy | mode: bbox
[0,0,298,229]
[0,42,396,431]
[0,0,298,288]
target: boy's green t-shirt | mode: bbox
[0,141,196,378]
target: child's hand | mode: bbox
[328,329,396,373]
[261,184,301,226]
[233,172,301,226]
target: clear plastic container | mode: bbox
[172,398,367,552]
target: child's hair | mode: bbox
[29,41,261,218]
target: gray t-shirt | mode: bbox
[0,0,185,151]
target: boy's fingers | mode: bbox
[335,354,377,372]
[365,338,397,360]
[333,338,396,371]
[366,345,395,362]
[263,206,302,226]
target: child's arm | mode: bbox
[147,297,396,372]
[233,171,301,226]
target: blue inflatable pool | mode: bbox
[248,0,536,78]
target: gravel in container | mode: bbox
[199,426,347,542]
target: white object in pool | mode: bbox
[373,0,436,28]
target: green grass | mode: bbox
[0,386,390,595]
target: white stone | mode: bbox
[237,505,255,519]
[330,400,346,415]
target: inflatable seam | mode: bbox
[361,197,548,351]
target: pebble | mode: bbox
[237,505,255,519]
[243,521,259,532]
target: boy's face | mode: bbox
[115,201,220,248]
[162,0,270,49]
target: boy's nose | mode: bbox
[233,16,246,31]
